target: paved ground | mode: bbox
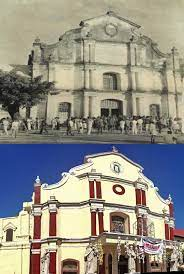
[0,130,173,144]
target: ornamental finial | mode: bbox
[35,176,40,184]
[112,146,118,153]
[168,194,172,202]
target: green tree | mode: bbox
[0,70,54,119]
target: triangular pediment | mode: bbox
[79,11,141,43]
[80,11,141,29]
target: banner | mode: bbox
[139,237,163,255]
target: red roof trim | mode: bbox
[174,229,184,237]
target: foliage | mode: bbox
[0,70,54,118]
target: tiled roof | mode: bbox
[174,229,184,237]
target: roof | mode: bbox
[80,11,141,29]
[174,229,184,237]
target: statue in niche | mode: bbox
[84,243,98,274]
[126,244,136,273]
[41,251,50,274]
[170,247,179,272]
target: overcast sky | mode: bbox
[0,0,184,64]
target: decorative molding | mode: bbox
[3,222,17,232]
[112,184,125,195]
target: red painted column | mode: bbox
[30,176,42,274]
[96,180,102,199]
[49,252,57,274]
[169,202,174,218]
[170,227,174,240]
[143,216,148,236]
[142,190,146,206]
[98,210,104,234]
[49,212,57,236]
[165,223,170,240]
[135,188,142,205]
[99,254,105,274]
[137,216,143,235]
[89,180,95,198]
[91,209,97,236]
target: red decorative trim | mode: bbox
[142,190,146,206]
[137,216,142,235]
[33,216,41,239]
[143,217,147,236]
[165,223,170,240]
[98,212,104,234]
[170,227,174,240]
[169,203,174,217]
[30,254,40,274]
[136,189,141,205]
[91,211,96,236]
[96,181,102,199]
[34,185,41,204]
[49,212,57,237]
[32,243,41,249]
[113,184,125,195]
[89,181,95,198]
[49,252,56,274]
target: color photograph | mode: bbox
[0,144,183,273]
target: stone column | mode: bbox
[91,209,97,236]
[112,249,118,274]
[132,95,137,116]
[83,95,89,118]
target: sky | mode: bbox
[0,0,184,64]
[0,144,183,228]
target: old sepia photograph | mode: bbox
[0,0,183,143]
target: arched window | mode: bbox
[61,259,79,274]
[110,212,130,234]
[103,73,118,90]
[6,228,13,242]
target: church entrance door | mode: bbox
[118,255,128,274]
[101,100,123,117]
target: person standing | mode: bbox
[2,118,9,136]
[150,120,157,144]
[11,119,19,138]
[132,117,138,135]
[87,117,93,135]
[119,118,125,134]
[39,119,48,134]
[137,116,143,134]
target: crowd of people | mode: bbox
[0,115,183,142]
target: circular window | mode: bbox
[105,23,118,37]
[113,184,125,195]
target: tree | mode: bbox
[0,70,54,119]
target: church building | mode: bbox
[0,148,183,274]
[28,11,184,124]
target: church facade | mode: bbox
[0,149,182,274]
[28,11,184,124]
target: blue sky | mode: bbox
[0,144,183,228]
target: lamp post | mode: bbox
[171,47,179,119]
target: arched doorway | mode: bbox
[101,99,123,117]
[108,254,112,274]
[58,102,71,124]
[150,104,160,118]
[61,259,79,274]
[118,255,128,274]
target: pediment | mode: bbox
[80,11,141,43]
